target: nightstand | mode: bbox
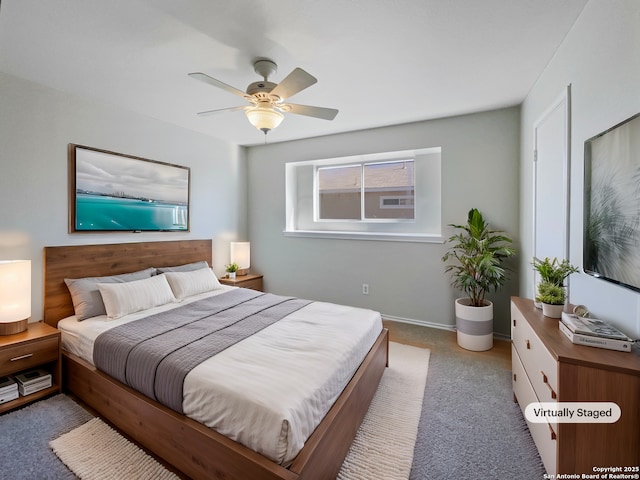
[219,273,264,292]
[0,322,61,414]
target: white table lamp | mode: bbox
[0,260,31,335]
[230,242,250,276]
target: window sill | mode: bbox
[283,230,443,243]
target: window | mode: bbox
[317,160,415,221]
[285,147,441,242]
[317,165,361,220]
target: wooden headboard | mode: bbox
[43,239,212,327]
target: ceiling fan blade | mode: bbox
[188,72,250,100]
[270,68,317,100]
[196,105,248,116]
[283,103,338,121]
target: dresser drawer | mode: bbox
[0,336,59,375]
[512,345,557,474]
[512,305,558,402]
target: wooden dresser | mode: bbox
[511,297,640,475]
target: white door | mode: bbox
[532,86,571,297]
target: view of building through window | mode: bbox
[317,160,415,221]
[317,164,361,219]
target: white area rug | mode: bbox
[50,342,430,480]
[50,417,179,480]
[338,342,430,480]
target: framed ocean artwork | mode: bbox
[68,144,190,232]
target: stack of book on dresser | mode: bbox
[560,313,635,353]
[0,375,19,404]
[14,368,52,396]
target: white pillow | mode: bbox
[64,267,156,321]
[164,268,223,300]
[97,274,176,319]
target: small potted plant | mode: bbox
[536,281,566,318]
[225,262,239,279]
[532,257,579,312]
[442,208,516,351]
[532,257,579,286]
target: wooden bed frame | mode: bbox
[43,240,389,480]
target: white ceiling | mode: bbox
[0,0,588,147]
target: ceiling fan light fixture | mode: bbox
[245,105,284,134]
[190,60,338,136]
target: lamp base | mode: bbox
[237,269,249,276]
[0,319,28,336]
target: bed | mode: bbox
[43,239,389,480]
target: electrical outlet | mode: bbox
[362,283,369,295]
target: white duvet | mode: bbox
[57,286,383,465]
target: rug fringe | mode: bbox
[50,417,179,480]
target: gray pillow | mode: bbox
[64,267,156,321]
[155,261,209,274]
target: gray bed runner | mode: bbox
[93,288,311,412]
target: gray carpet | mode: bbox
[410,347,545,479]
[0,346,544,480]
[0,394,93,480]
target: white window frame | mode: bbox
[284,147,442,243]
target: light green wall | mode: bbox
[0,71,246,320]
[247,107,520,335]
[520,0,640,337]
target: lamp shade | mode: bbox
[245,104,284,133]
[0,260,30,335]
[230,242,250,271]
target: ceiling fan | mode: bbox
[188,59,338,135]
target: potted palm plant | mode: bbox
[442,208,516,351]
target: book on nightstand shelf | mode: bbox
[14,369,52,396]
[0,375,19,404]
[559,321,633,353]
[0,375,17,391]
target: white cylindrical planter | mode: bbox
[455,298,493,351]
[542,303,564,318]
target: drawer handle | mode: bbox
[513,318,517,327]
[10,353,33,362]
[525,339,531,349]
[541,371,557,399]
[548,423,557,441]
[513,373,517,382]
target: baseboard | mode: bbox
[493,332,511,342]
[382,314,456,332]
[382,315,511,341]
